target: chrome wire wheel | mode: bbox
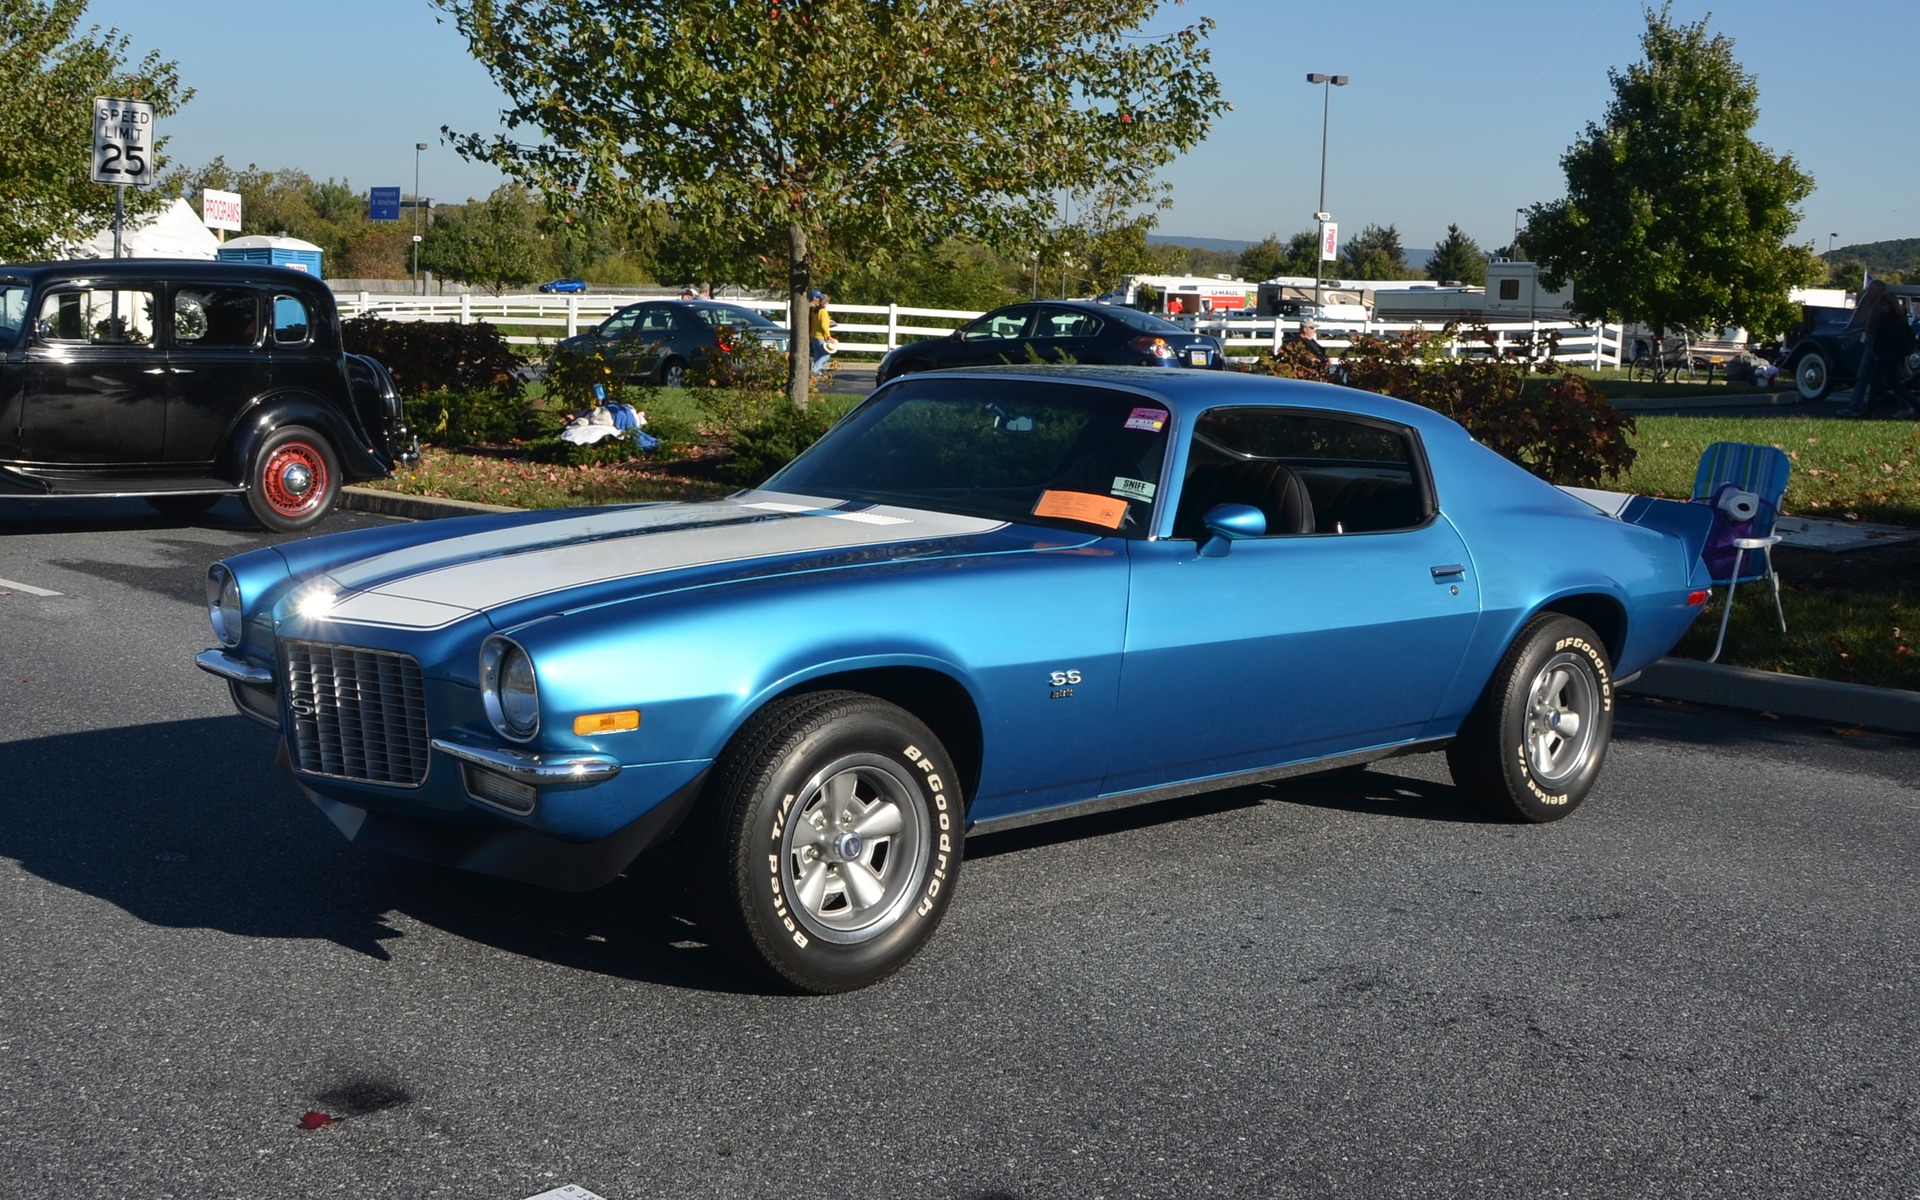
[1525,651,1600,787]
[779,754,929,945]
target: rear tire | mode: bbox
[244,424,340,533]
[1793,349,1833,401]
[697,690,963,993]
[1446,614,1614,823]
[659,357,688,388]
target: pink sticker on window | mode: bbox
[1125,407,1169,432]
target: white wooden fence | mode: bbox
[335,291,1626,370]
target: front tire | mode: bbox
[244,424,340,533]
[658,356,688,388]
[699,690,963,993]
[1793,349,1833,401]
[1446,614,1614,823]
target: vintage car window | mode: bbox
[272,295,311,344]
[35,287,158,346]
[0,283,27,346]
[1175,407,1430,538]
[767,376,1170,536]
[961,307,1036,341]
[175,287,260,348]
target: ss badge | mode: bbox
[1048,668,1081,699]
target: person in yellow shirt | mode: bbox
[808,290,835,373]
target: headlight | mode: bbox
[207,564,243,647]
[481,637,540,741]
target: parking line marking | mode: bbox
[0,577,62,597]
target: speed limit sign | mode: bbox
[92,97,156,188]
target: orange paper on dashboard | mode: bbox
[1033,490,1128,529]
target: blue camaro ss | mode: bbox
[198,367,1715,992]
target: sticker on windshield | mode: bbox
[1034,490,1128,530]
[1125,407,1169,432]
[1111,476,1156,501]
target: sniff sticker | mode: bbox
[1124,407,1169,432]
[1111,476,1156,501]
[1034,490,1129,529]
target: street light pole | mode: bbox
[1306,73,1348,324]
[1827,232,1838,259]
[1514,207,1526,258]
[413,141,428,295]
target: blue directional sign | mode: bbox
[369,187,402,222]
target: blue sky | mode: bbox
[82,0,1915,253]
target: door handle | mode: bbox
[1430,563,1466,578]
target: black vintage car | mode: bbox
[0,259,413,531]
[1780,285,1920,403]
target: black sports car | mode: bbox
[875,300,1226,385]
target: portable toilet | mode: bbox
[216,234,324,279]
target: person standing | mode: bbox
[1842,280,1917,418]
[808,290,835,374]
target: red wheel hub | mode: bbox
[261,442,329,517]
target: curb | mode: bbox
[1626,658,1920,735]
[340,486,517,521]
[341,486,1916,737]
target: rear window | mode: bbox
[1105,307,1190,335]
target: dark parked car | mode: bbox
[875,300,1226,385]
[0,259,413,531]
[553,299,790,387]
[538,278,586,294]
[1780,287,1920,402]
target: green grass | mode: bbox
[1619,414,1920,528]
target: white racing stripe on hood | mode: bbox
[321,492,1003,630]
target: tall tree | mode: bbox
[1339,223,1411,280]
[0,0,191,261]
[419,184,549,295]
[1425,224,1486,286]
[1523,5,1818,341]
[434,0,1225,407]
[1237,234,1291,282]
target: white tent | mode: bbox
[73,198,221,260]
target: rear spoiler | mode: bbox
[1560,486,1715,587]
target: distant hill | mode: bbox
[1833,238,1920,274]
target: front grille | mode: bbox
[282,641,430,787]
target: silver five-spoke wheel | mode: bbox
[1525,652,1599,787]
[781,757,929,943]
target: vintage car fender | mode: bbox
[219,388,392,483]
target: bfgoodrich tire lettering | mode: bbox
[1446,614,1613,823]
[700,690,963,993]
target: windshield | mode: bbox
[0,283,26,346]
[766,375,1171,537]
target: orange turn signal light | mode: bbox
[573,710,640,736]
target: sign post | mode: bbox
[92,97,157,258]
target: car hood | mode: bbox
[302,490,1091,634]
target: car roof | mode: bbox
[882,364,1468,438]
[0,258,331,296]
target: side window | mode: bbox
[1034,307,1102,339]
[598,307,639,337]
[963,308,1034,341]
[36,287,158,346]
[272,295,310,344]
[1176,408,1428,538]
[1498,279,1520,300]
[176,287,260,348]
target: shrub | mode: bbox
[691,329,788,394]
[342,316,524,400]
[717,401,846,486]
[407,386,543,447]
[1243,325,1636,486]
[546,348,647,413]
